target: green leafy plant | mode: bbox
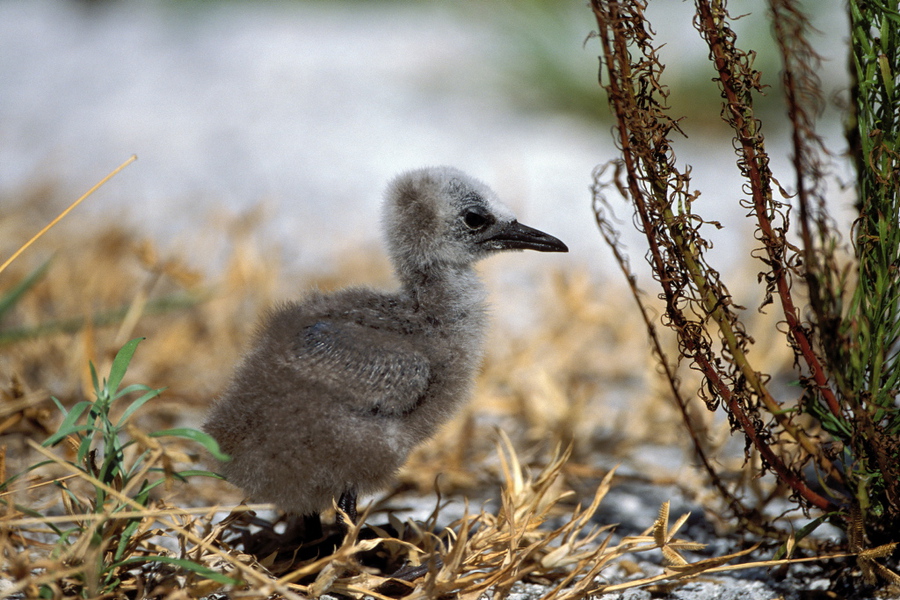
[839,0,900,545]
[2,338,232,597]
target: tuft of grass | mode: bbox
[1,338,230,598]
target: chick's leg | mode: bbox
[337,487,358,529]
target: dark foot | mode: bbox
[277,512,325,545]
[300,513,324,542]
[337,487,359,531]
[239,512,326,558]
[373,557,444,596]
[389,560,441,581]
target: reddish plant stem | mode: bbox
[592,0,838,512]
[694,0,843,421]
[594,168,819,535]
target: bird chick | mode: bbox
[203,166,567,523]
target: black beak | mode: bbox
[484,221,568,253]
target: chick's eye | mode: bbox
[463,210,490,230]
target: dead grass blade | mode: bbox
[0,155,137,276]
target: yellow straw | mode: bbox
[0,154,137,276]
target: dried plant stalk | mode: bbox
[589,0,900,558]
[590,0,836,515]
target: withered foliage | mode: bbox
[589,0,900,561]
[0,167,856,596]
[5,421,837,600]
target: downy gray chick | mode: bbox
[203,166,568,522]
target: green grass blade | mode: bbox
[43,424,98,448]
[75,432,95,465]
[57,483,88,515]
[0,258,52,322]
[43,401,95,446]
[112,383,154,401]
[150,428,230,462]
[773,513,833,560]
[167,469,225,480]
[115,386,166,425]
[112,555,239,585]
[3,502,67,537]
[0,291,210,346]
[50,396,68,416]
[106,338,144,396]
[112,518,145,563]
[0,459,57,492]
[144,468,226,483]
[89,362,101,400]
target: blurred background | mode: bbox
[0,0,859,517]
[0,0,854,272]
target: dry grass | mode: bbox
[0,174,855,598]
